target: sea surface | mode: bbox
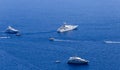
[0,0,120,70]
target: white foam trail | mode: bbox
[104,41,120,44]
[0,36,10,39]
[53,39,79,42]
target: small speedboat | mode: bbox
[55,60,61,63]
[5,26,19,34]
[57,22,78,33]
[49,37,55,41]
[67,56,89,64]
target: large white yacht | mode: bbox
[57,22,78,33]
[67,56,89,64]
[5,26,19,34]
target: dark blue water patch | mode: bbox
[1,37,120,70]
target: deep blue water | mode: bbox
[0,0,120,70]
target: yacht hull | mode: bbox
[67,60,88,64]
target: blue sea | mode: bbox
[0,0,120,70]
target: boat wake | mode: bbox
[51,38,79,42]
[104,41,120,44]
[24,31,56,35]
[0,36,10,39]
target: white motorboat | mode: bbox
[49,37,55,41]
[5,26,19,34]
[57,22,78,33]
[67,56,89,64]
[55,60,61,63]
